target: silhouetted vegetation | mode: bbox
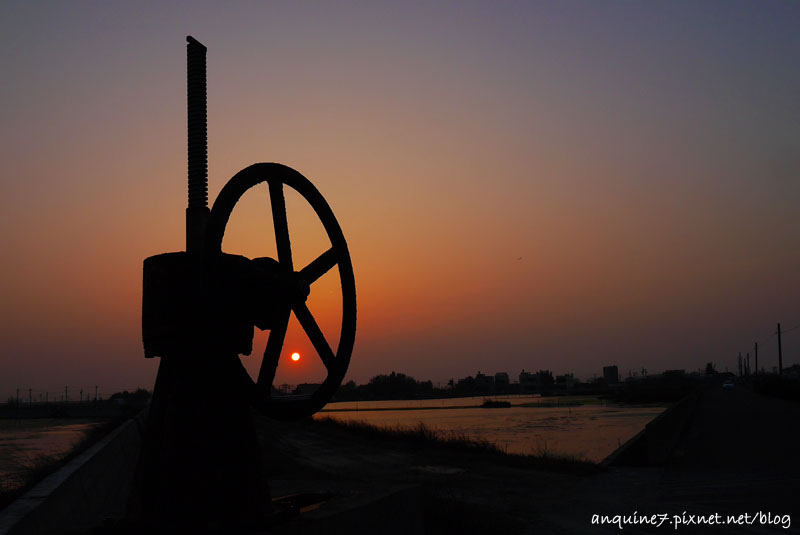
[333,372,435,401]
[333,369,593,401]
[752,374,800,402]
[108,388,151,407]
[311,417,599,475]
[332,369,707,403]
[0,389,151,419]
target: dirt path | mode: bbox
[256,386,800,534]
[256,415,586,534]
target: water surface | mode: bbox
[0,419,101,492]
[317,395,664,462]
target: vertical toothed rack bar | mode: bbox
[186,36,209,252]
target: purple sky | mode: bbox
[1,1,798,399]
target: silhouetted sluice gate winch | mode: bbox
[132,36,356,532]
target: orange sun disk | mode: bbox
[290,352,300,362]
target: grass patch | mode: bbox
[310,417,599,475]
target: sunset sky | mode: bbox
[1,1,799,400]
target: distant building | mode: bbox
[603,365,619,385]
[475,371,494,393]
[494,372,510,392]
[556,374,575,389]
[456,375,473,386]
[519,370,536,393]
[662,369,686,380]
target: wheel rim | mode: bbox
[206,163,356,421]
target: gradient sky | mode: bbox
[1,1,799,400]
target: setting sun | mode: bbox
[290,352,300,362]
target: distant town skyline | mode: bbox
[1,2,799,399]
[8,356,799,405]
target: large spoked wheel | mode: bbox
[206,163,356,421]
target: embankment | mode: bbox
[603,389,701,466]
[0,413,144,535]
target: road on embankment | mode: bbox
[538,384,800,533]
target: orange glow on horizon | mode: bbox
[2,3,798,400]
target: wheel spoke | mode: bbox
[257,307,291,395]
[293,302,335,371]
[269,181,293,270]
[299,247,338,285]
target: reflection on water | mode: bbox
[0,419,101,492]
[317,395,664,462]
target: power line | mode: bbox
[780,323,800,335]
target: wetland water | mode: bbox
[316,395,665,462]
[0,419,102,493]
[0,395,664,494]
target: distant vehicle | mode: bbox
[722,381,735,390]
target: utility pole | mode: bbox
[777,323,783,375]
[65,386,68,403]
[754,342,758,375]
[95,385,98,402]
[738,352,743,377]
[746,352,750,376]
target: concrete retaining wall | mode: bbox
[604,390,701,467]
[0,413,144,535]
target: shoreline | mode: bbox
[0,416,126,511]
[309,416,600,474]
